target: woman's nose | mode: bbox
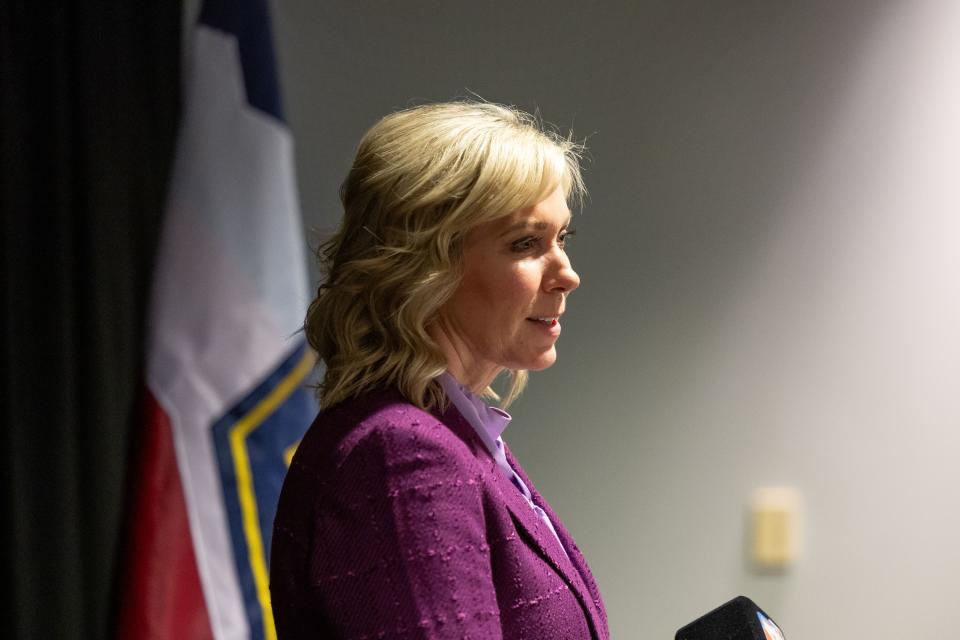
[544,249,580,294]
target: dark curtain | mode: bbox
[1,2,181,638]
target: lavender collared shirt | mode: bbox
[437,372,568,556]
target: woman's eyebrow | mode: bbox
[498,217,572,237]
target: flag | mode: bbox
[118,0,316,638]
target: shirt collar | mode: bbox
[437,372,512,452]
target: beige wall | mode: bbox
[273,1,960,636]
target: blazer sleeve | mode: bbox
[300,419,503,639]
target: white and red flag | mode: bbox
[118,0,316,638]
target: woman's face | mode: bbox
[433,185,580,390]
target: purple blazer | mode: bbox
[270,387,609,639]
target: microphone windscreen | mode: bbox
[675,596,785,640]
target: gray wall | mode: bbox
[273,1,960,637]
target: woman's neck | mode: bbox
[427,320,500,393]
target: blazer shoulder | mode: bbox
[294,387,486,475]
[348,396,483,468]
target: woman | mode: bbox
[270,101,608,639]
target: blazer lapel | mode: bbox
[505,446,609,638]
[433,401,605,639]
[496,468,606,638]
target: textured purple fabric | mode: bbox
[270,388,609,639]
[436,373,567,555]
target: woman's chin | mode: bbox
[522,347,558,372]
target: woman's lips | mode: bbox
[526,317,562,335]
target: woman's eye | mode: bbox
[558,228,576,247]
[511,236,539,252]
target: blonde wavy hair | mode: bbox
[306,101,585,410]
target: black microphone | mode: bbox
[675,596,786,640]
